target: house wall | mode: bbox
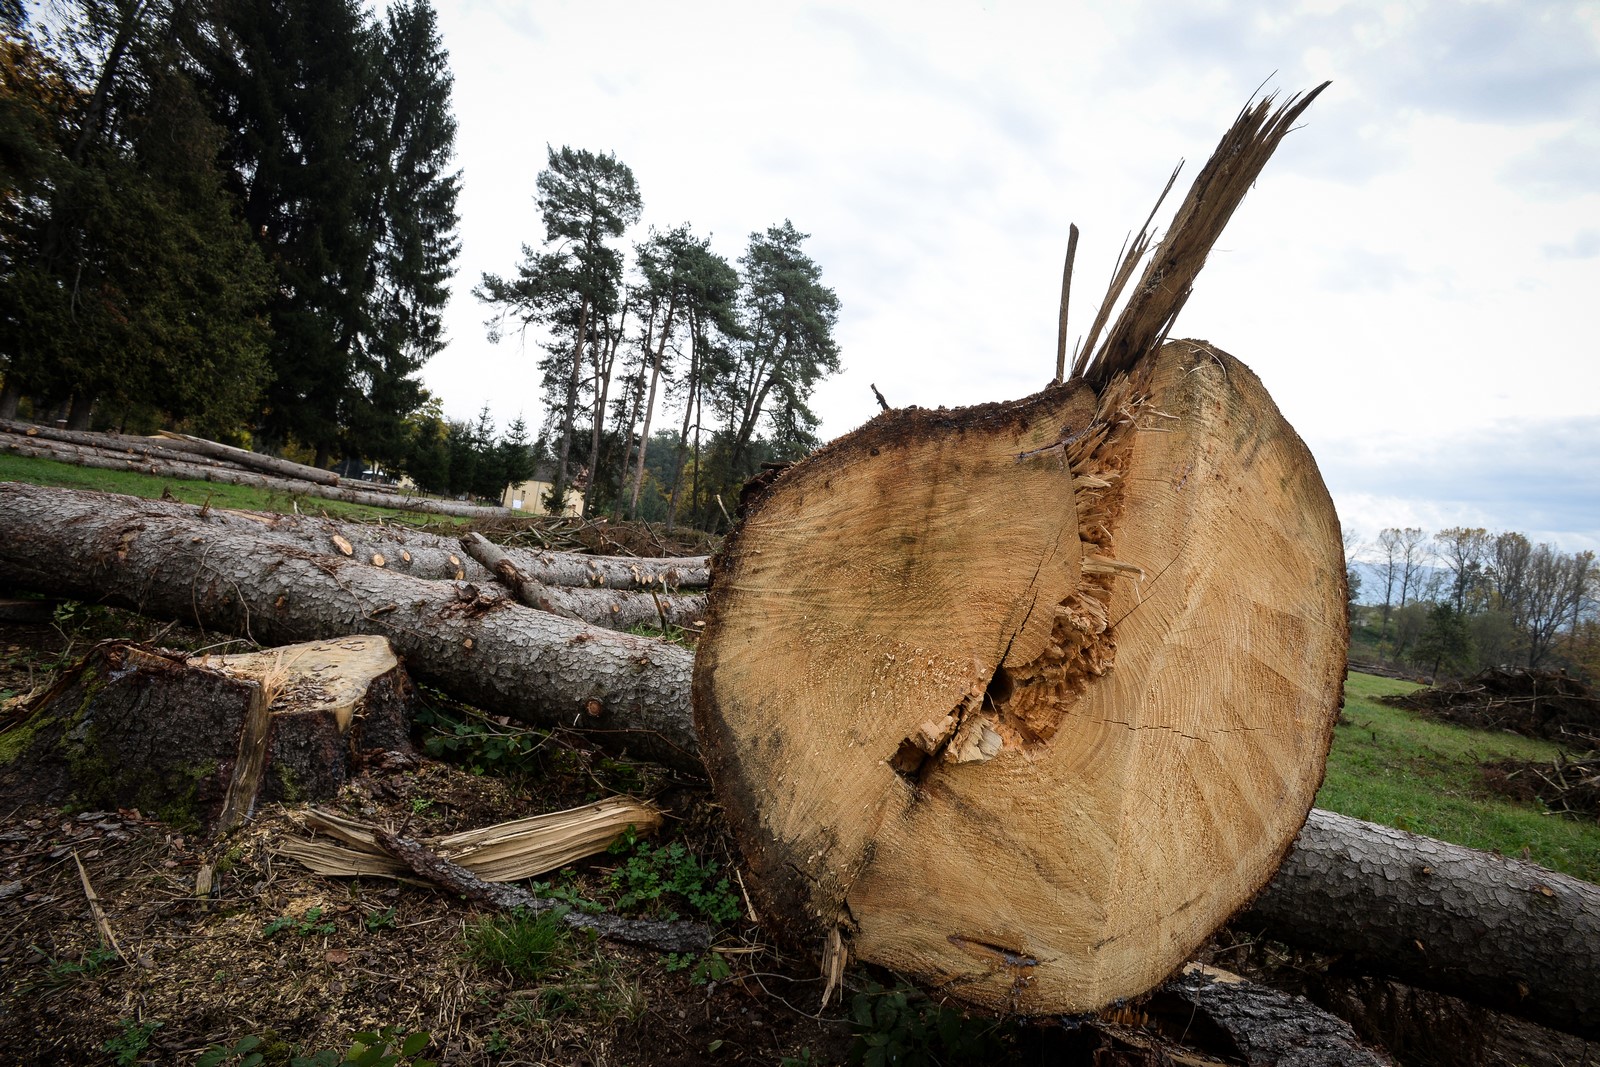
[502,480,582,517]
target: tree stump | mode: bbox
[693,341,1347,1013]
[0,636,413,828]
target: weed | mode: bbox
[262,906,336,939]
[781,1050,818,1067]
[848,979,1003,1067]
[37,945,120,987]
[364,907,399,932]
[102,1019,162,1066]
[409,797,435,816]
[413,696,548,778]
[607,830,742,924]
[665,951,732,986]
[197,1035,263,1066]
[201,1027,435,1067]
[464,908,572,983]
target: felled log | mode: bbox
[0,481,700,772]
[1240,807,1600,1039]
[461,531,706,630]
[1148,966,1394,1067]
[210,509,709,590]
[1,418,268,472]
[0,636,412,827]
[156,429,343,486]
[0,435,509,520]
[689,86,1343,1017]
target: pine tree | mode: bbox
[477,147,641,514]
[346,0,459,469]
[193,0,380,463]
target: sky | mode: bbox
[417,0,1600,557]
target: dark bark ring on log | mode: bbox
[693,342,1348,1014]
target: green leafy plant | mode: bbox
[289,1027,434,1067]
[262,906,336,939]
[197,1035,263,1067]
[364,907,398,932]
[102,1019,162,1066]
[663,951,732,986]
[607,831,741,924]
[413,697,548,777]
[38,945,120,987]
[848,979,999,1067]
[464,908,572,983]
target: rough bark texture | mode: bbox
[461,532,708,630]
[0,637,412,826]
[693,342,1348,1014]
[1241,807,1600,1039]
[0,481,699,772]
[1151,968,1394,1067]
[199,508,709,590]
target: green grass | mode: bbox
[1318,671,1600,882]
[0,452,463,524]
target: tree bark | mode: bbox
[155,430,342,486]
[460,531,706,630]
[0,481,700,772]
[202,509,708,589]
[0,636,412,828]
[3,417,272,470]
[1240,807,1600,1040]
[0,435,511,519]
[1149,966,1394,1067]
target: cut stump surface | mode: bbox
[693,341,1347,1013]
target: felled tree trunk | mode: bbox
[2,485,1598,1036]
[210,508,709,590]
[1240,807,1600,1039]
[155,429,343,485]
[0,636,412,828]
[0,481,700,772]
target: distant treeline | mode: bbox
[1348,526,1597,682]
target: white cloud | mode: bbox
[417,0,1599,554]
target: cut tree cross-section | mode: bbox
[692,83,1345,1015]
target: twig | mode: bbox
[73,851,125,961]
[373,828,714,954]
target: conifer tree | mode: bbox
[477,147,641,513]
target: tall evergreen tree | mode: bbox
[193,0,380,463]
[345,0,459,468]
[477,146,641,514]
[0,1,271,432]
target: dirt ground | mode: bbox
[5,611,1600,1067]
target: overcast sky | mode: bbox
[417,0,1599,556]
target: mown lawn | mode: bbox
[1318,670,1600,882]
[0,452,464,525]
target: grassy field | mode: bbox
[1319,670,1600,882]
[0,452,464,525]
